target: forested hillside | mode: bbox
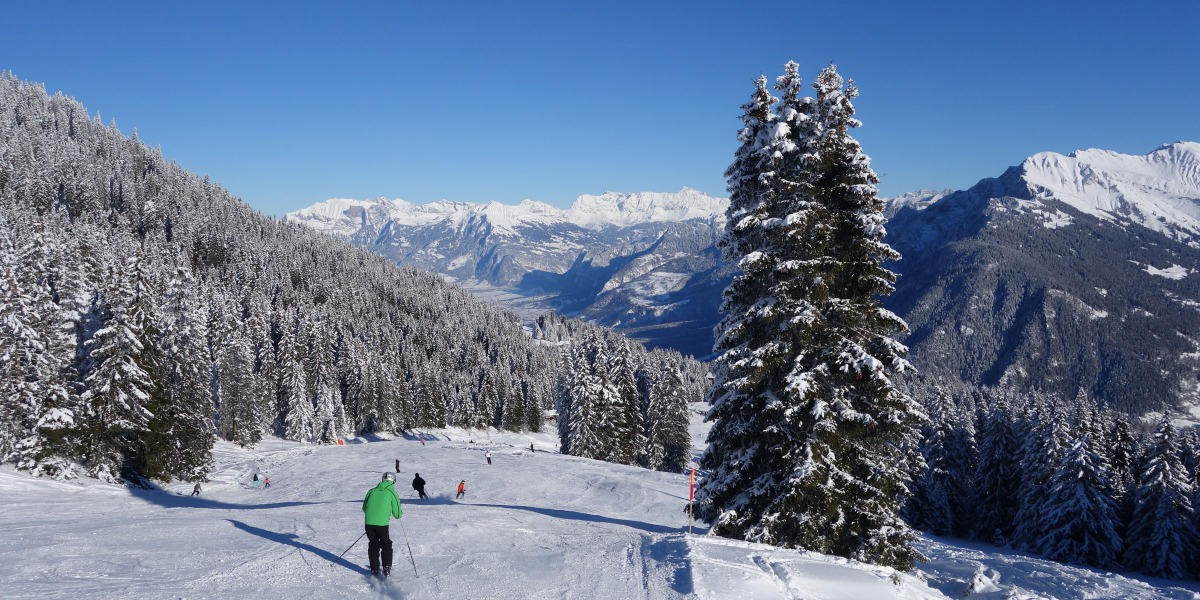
[0,75,702,485]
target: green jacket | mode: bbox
[363,479,402,526]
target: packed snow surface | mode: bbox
[3,421,1198,598]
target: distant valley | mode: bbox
[289,143,1200,414]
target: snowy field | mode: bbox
[2,421,1199,599]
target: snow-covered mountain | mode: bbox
[288,188,731,357]
[1021,142,1200,243]
[289,143,1200,413]
[886,142,1200,413]
[289,188,728,238]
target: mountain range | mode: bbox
[288,188,731,356]
[288,142,1200,414]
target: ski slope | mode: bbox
[2,424,1198,599]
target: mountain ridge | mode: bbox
[288,143,1200,412]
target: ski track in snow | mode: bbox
[2,427,1200,599]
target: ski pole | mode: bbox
[332,531,367,568]
[399,520,419,577]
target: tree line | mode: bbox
[908,382,1200,580]
[0,73,699,485]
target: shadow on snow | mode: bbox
[227,519,368,575]
[129,487,330,511]
[466,502,685,535]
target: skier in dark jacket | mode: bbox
[412,473,427,499]
[363,473,403,579]
[191,482,202,496]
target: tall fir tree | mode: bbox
[611,341,644,465]
[1123,414,1198,579]
[79,258,155,482]
[908,387,959,536]
[145,266,213,481]
[695,62,922,569]
[565,336,608,460]
[1039,432,1123,569]
[281,324,313,443]
[644,365,692,473]
[973,397,1022,543]
[1012,398,1065,553]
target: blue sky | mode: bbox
[3,1,1197,216]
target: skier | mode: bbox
[264,476,270,488]
[486,450,492,465]
[456,480,466,499]
[530,442,534,453]
[363,473,403,579]
[395,458,400,473]
[412,473,427,499]
[191,482,202,496]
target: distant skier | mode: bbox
[486,451,492,465]
[456,480,466,499]
[530,442,535,453]
[395,458,400,473]
[363,473,403,579]
[191,482,202,496]
[264,476,270,488]
[412,473,427,499]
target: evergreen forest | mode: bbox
[0,74,703,486]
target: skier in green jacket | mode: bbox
[363,473,403,579]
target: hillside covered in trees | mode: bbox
[0,74,704,485]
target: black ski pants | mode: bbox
[365,524,393,574]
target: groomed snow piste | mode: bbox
[2,422,1198,599]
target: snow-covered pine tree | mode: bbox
[218,321,266,447]
[908,387,958,535]
[1106,412,1139,533]
[476,373,500,430]
[0,228,42,465]
[281,323,314,442]
[1122,414,1198,579]
[644,363,692,473]
[417,369,446,428]
[693,71,784,538]
[391,371,415,434]
[565,335,607,460]
[696,62,922,569]
[79,257,155,482]
[525,385,544,433]
[1039,431,1122,569]
[611,341,644,466]
[146,265,213,481]
[502,379,526,432]
[1012,397,1066,553]
[973,396,1022,543]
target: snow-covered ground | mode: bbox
[2,418,1198,599]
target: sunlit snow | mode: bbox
[3,410,1198,599]
[1022,142,1200,241]
[1145,263,1191,280]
